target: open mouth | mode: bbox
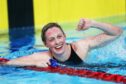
[55,45,63,50]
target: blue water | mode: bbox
[0,23,126,84]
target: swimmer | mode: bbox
[1,18,122,67]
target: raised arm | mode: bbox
[77,18,123,49]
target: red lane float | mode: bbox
[0,58,126,83]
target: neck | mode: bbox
[51,44,71,62]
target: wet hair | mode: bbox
[41,22,65,44]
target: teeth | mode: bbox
[56,45,62,49]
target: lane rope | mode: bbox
[0,58,126,83]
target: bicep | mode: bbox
[87,33,118,49]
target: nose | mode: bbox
[55,39,60,44]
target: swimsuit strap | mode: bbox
[64,44,83,65]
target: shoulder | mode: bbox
[70,39,90,60]
[71,39,90,49]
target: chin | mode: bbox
[53,46,65,55]
[54,51,64,55]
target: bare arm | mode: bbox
[3,52,51,67]
[77,18,123,49]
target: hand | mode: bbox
[77,18,94,31]
[36,59,51,68]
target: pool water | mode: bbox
[0,23,126,84]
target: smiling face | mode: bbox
[45,27,66,55]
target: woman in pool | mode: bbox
[2,18,122,67]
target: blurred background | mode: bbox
[0,0,125,51]
[0,0,125,32]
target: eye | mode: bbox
[48,38,54,42]
[57,35,62,39]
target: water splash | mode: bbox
[85,32,126,64]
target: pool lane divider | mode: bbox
[0,58,126,83]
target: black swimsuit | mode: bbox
[63,44,83,65]
[54,44,83,65]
